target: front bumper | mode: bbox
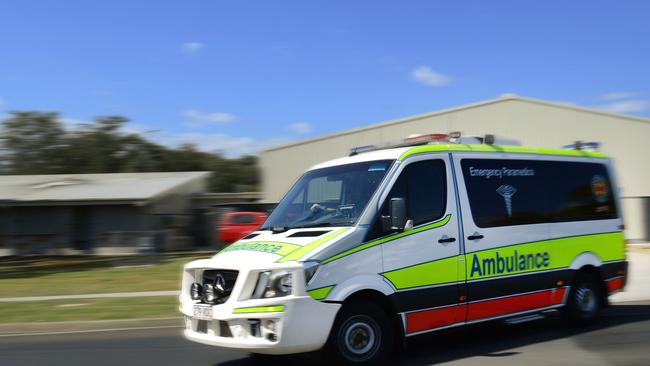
[180,295,340,355]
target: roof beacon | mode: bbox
[449,131,462,144]
[483,134,495,145]
[403,133,449,145]
[563,141,600,152]
[349,144,378,156]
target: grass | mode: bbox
[0,253,215,324]
[0,253,211,298]
[0,296,179,323]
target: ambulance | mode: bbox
[179,133,627,364]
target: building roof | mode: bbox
[263,94,650,152]
[0,171,210,206]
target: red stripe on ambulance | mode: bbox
[406,288,568,334]
[467,288,567,321]
[406,304,466,333]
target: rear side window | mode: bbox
[549,162,617,221]
[461,159,617,228]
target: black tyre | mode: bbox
[564,271,603,324]
[324,301,394,365]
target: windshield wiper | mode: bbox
[261,221,354,233]
[294,223,333,229]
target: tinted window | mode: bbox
[461,159,549,227]
[367,159,447,240]
[405,160,447,225]
[461,159,617,228]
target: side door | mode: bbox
[378,154,465,335]
[453,153,555,322]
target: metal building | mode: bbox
[260,95,650,242]
[0,171,210,255]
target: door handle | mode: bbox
[467,233,484,240]
[438,237,456,243]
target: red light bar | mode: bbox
[404,133,449,144]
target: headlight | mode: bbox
[190,282,202,300]
[303,261,320,285]
[251,270,293,299]
[203,283,217,304]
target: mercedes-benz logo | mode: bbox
[214,274,226,295]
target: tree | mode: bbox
[64,115,132,173]
[0,111,68,174]
[0,111,261,192]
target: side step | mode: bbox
[505,313,545,325]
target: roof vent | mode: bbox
[241,233,260,240]
[288,230,331,238]
[31,178,86,190]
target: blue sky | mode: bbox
[0,0,648,155]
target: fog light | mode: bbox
[203,284,216,304]
[263,319,276,332]
[190,282,202,300]
[248,319,261,337]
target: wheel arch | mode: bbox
[567,252,608,306]
[568,251,603,270]
[327,274,395,301]
[327,275,405,349]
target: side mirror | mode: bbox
[382,197,408,232]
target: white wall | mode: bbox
[622,197,649,242]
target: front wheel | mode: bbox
[324,301,393,365]
[564,271,603,324]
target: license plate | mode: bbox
[193,305,213,320]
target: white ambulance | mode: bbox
[179,133,627,364]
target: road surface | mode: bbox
[2,301,649,366]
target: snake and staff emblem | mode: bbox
[496,185,517,217]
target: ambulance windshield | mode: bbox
[262,160,393,230]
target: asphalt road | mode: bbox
[2,301,650,366]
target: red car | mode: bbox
[218,211,267,244]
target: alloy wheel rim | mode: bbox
[339,316,381,360]
[576,286,597,314]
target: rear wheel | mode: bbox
[324,301,393,365]
[564,271,603,324]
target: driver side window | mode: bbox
[367,159,447,240]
